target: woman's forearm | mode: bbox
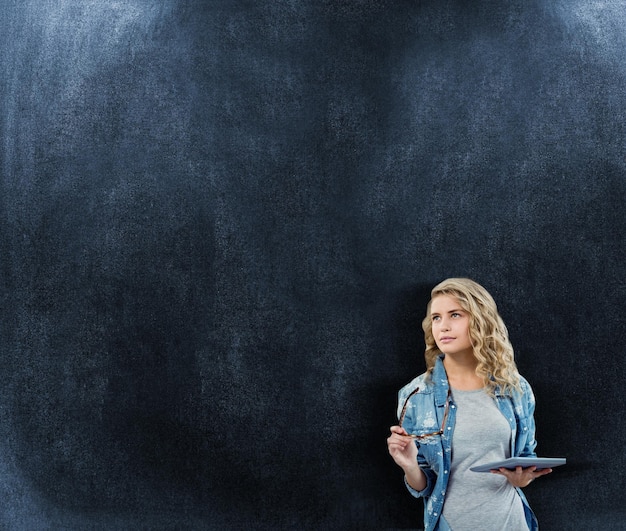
[404,462,427,492]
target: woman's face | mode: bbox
[430,295,473,358]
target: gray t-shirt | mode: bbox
[441,387,528,531]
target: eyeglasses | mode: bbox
[398,387,451,440]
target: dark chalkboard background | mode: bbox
[2,1,625,529]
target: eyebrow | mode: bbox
[431,308,465,316]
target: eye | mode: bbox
[451,312,461,318]
[432,315,440,322]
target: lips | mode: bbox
[439,337,455,343]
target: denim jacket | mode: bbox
[397,355,539,531]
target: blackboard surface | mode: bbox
[2,1,625,529]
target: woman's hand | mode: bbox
[387,426,427,491]
[491,465,553,487]
[387,425,418,470]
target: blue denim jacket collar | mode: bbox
[430,355,450,407]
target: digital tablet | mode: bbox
[470,457,566,473]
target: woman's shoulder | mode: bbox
[512,373,536,405]
[516,373,534,393]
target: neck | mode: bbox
[443,351,477,374]
[443,353,483,390]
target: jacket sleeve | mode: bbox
[403,443,436,498]
[516,377,538,458]
[397,388,437,498]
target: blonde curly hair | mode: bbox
[421,278,521,396]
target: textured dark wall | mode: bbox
[1,1,625,529]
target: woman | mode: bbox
[387,278,552,531]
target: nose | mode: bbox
[440,318,450,331]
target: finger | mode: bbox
[388,438,406,446]
[494,467,518,477]
[387,436,409,450]
[389,425,408,435]
[388,432,409,444]
[495,467,522,478]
